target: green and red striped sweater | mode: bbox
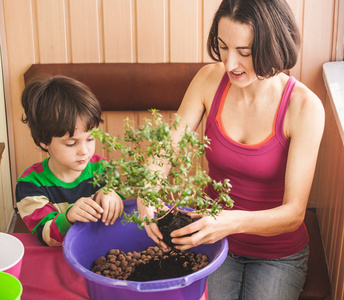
[16,154,123,246]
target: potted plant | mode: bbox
[91,109,233,244]
[63,109,233,299]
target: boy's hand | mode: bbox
[95,189,124,226]
[66,197,103,223]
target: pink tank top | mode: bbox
[205,73,308,259]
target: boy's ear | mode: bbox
[40,142,49,150]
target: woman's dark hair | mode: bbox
[207,0,301,78]
[21,75,103,152]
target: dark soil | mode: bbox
[91,210,208,282]
[157,210,193,247]
[91,246,209,281]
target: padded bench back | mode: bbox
[24,63,207,111]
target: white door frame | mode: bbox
[0,47,15,232]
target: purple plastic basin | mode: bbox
[63,199,228,300]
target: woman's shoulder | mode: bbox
[286,75,325,137]
[290,78,324,116]
[197,62,225,82]
[191,63,226,100]
[276,73,323,114]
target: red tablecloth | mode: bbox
[12,233,89,300]
[12,233,208,300]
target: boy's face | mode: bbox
[40,118,96,182]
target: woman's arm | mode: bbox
[137,64,221,245]
[171,81,325,250]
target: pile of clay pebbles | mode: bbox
[91,245,210,281]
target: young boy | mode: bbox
[16,75,124,246]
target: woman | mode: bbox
[138,0,324,298]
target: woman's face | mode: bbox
[217,17,257,88]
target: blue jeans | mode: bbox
[208,245,309,300]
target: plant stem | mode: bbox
[156,205,175,220]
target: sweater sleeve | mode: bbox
[40,207,73,247]
[16,181,73,246]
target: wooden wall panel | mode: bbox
[316,93,344,299]
[318,100,341,255]
[339,242,344,299]
[136,0,168,62]
[69,0,102,63]
[103,0,136,62]
[2,0,43,176]
[170,0,201,62]
[36,0,68,63]
[203,0,222,62]
[329,151,344,299]
[301,0,334,100]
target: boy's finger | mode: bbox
[78,209,99,222]
[87,198,104,214]
[110,201,123,225]
[102,206,110,224]
[104,201,115,225]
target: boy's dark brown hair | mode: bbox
[207,0,301,78]
[21,75,103,152]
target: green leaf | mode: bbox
[91,110,233,227]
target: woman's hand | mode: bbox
[137,197,168,248]
[95,189,124,226]
[66,197,103,223]
[170,210,232,251]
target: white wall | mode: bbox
[0,49,14,232]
